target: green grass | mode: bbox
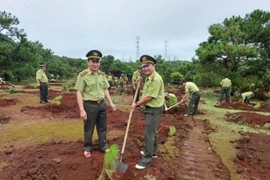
[198,88,270,180]
[0,120,98,149]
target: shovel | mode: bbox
[165,101,186,111]
[117,80,141,172]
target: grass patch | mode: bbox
[0,120,97,149]
[198,88,270,180]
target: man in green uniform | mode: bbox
[164,92,179,112]
[107,73,113,91]
[36,64,49,104]
[219,76,232,103]
[119,74,125,94]
[74,50,116,158]
[180,80,201,117]
[113,76,118,87]
[132,66,143,103]
[241,91,254,104]
[131,55,164,169]
[0,77,6,85]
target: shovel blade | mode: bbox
[117,161,128,172]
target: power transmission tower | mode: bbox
[164,41,168,60]
[136,36,140,59]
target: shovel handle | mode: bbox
[120,80,141,154]
[166,101,184,111]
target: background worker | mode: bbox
[241,91,254,104]
[164,92,179,112]
[132,66,143,103]
[74,50,116,158]
[107,73,113,91]
[119,74,125,94]
[36,64,49,104]
[0,77,6,84]
[219,76,232,103]
[131,55,164,170]
[180,80,201,117]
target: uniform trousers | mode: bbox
[83,101,108,152]
[40,82,48,102]
[187,91,201,115]
[141,106,163,164]
[220,87,230,102]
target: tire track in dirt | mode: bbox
[178,117,231,180]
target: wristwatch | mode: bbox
[136,102,140,107]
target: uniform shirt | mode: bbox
[220,78,231,87]
[185,82,199,94]
[74,68,109,101]
[119,76,125,83]
[166,93,177,107]
[132,70,141,84]
[107,75,113,82]
[36,69,48,83]
[241,92,254,99]
[132,70,140,80]
[142,71,164,107]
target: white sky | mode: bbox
[1,0,269,61]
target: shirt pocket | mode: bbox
[85,81,96,91]
[99,81,105,89]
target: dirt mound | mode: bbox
[22,93,79,119]
[0,98,20,106]
[234,133,270,180]
[0,107,193,179]
[225,112,270,127]
[216,102,270,112]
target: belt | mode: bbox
[84,100,104,104]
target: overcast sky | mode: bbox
[1,0,269,61]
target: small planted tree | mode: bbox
[98,144,119,180]
[52,95,62,105]
[8,86,16,94]
[168,126,176,136]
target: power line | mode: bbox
[164,41,168,60]
[136,36,140,59]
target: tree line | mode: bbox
[1,9,269,99]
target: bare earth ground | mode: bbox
[0,84,270,180]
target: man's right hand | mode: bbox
[80,110,87,120]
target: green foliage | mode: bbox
[168,126,176,136]
[52,95,62,105]
[28,83,37,88]
[169,72,184,84]
[109,60,133,74]
[253,103,260,109]
[98,144,119,180]
[8,86,15,94]
[144,174,157,180]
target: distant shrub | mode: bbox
[28,83,38,88]
[8,86,16,94]
[169,72,184,84]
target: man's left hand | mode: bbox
[110,103,117,111]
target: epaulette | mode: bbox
[151,75,155,81]
[80,70,88,77]
[99,70,105,75]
